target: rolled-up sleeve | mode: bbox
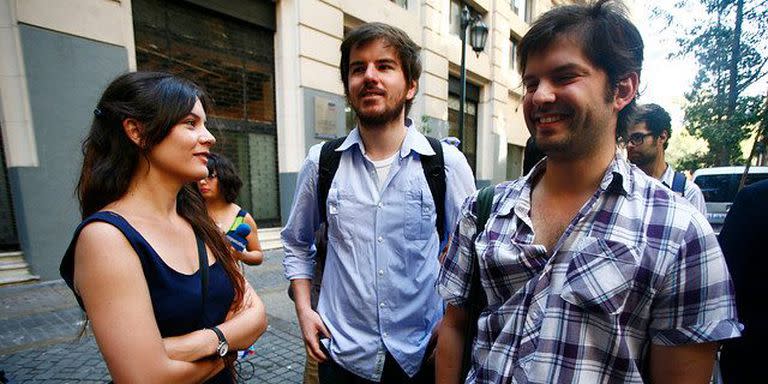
[281,145,322,280]
[438,193,479,307]
[649,216,742,345]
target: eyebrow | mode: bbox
[349,58,399,68]
[522,63,589,83]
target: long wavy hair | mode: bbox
[77,71,245,312]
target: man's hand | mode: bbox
[297,306,331,362]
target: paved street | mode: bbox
[0,249,306,383]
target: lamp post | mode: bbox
[458,4,488,152]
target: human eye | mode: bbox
[523,81,538,93]
[555,73,579,83]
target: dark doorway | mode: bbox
[0,128,19,251]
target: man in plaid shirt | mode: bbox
[434,1,742,383]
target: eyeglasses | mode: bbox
[627,132,655,146]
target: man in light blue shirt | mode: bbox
[282,22,475,383]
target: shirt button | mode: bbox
[383,332,388,337]
[378,270,384,276]
[379,302,386,308]
[377,236,383,243]
[377,203,382,209]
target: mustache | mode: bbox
[359,87,386,97]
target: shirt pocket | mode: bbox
[404,189,434,240]
[326,188,351,240]
[560,238,639,316]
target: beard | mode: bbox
[628,149,656,167]
[351,91,407,127]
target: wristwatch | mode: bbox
[207,326,229,357]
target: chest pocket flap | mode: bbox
[560,237,640,315]
[404,188,434,240]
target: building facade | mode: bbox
[0,0,566,282]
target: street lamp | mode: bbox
[458,5,488,152]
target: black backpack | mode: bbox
[289,136,447,304]
[460,184,494,380]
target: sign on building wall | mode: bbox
[314,96,338,138]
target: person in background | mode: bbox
[60,71,267,383]
[436,1,740,383]
[718,179,768,383]
[626,103,707,214]
[198,152,264,266]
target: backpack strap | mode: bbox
[317,137,347,224]
[421,137,447,244]
[671,171,686,196]
[461,184,495,380]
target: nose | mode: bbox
[532,81,556,106]
[200,125,216,147]
[363,63,378,82]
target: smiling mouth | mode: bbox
[536,114,568,124]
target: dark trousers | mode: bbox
[318,350,435,384]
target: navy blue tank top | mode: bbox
[60,211,235,383]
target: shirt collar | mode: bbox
[495,152,633,218]
[659,163,674,187]
[336,118,433,158]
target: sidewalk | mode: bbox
[0,249,305,383]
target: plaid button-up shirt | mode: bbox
[438,154,741,384]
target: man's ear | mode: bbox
[406,79,417,101]
[658,130,668,147]
[614,72,639,111]
[122,118,144,148]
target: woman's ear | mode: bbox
[122,118,143,147]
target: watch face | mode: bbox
[217,342,229,357]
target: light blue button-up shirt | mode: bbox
[282,123,475,380]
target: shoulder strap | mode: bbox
[197,233,209,327]
[317,137,347,224]
[461,184,495,380]
[671,171,686,196]
[422,136,447,244]
[475,185,495,232]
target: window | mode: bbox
[507,144,524,180]
[390,0,407,9]
[134,0,281,226]
[509,35,518,71]
[525,0,534,23]
[449,0,483,37]
[447,76,480,173]
[510,0,521,15]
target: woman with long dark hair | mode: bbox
[197,153,264,266]
[60,72,267,383]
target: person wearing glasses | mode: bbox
[626,103,707,214]
[198,153,264,266]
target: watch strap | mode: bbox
[209,326,226,344]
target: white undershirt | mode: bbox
[369,153,398,188]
